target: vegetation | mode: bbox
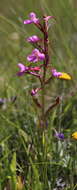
[0,0,77,189]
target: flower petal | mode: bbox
[17,63,29,76]
[29,12,39,23]
[27,35,41,43]
[72,132,77,139]
[59,72,72,80]
[24,19,33,24]
[18,63,26,72]
[51,69,62,77]
[44,16,55,22]
[55,132,64,140]
[27,49,45,63]
[27,55,38,63]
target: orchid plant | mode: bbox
[18,12,72,139]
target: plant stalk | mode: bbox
[40,16,49,128]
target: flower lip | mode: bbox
[18,63,29,72]
[27,48,45,63]
[24,20,33,24]
[27,35,41,43]
[17,63,29,76]
[24,12,39,25]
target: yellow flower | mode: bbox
[17,176,24,190]
[72,132,77,139]
[59,72,72,80]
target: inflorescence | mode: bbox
[17,12,73,139]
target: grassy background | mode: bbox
[0,0,77,189]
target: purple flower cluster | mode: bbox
[55,131,64,140]
[17,12,64,97]
[18,12,56,77]
[17,12,48,77]
[17,11,71,132]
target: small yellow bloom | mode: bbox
[72,132,77,139]
[59,72,72,80]
[17,176,24,190]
